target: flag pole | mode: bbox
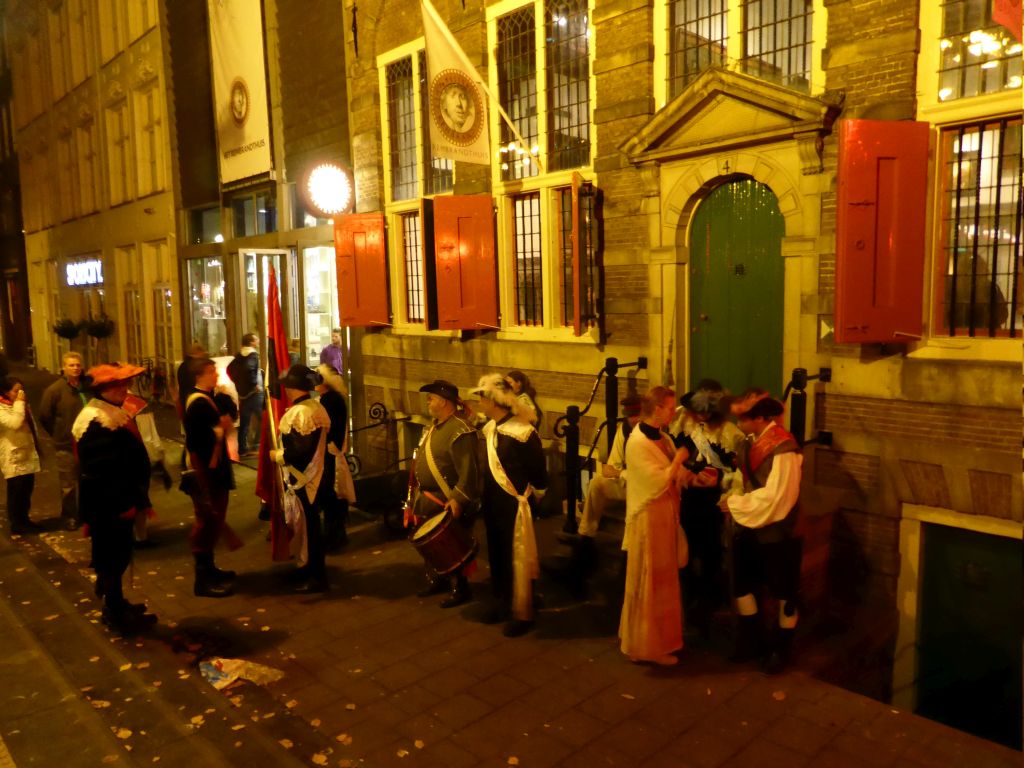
[421,0,545,173]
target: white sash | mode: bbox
[484,420,538,621]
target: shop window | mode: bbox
[231,189,277,237]
[57,133,75,221]
[742,0,813,92]
[302,246,340,368]
[512,192,543,325]
[48,5,68,100]
[187,206,223,244]
[937,0,1021,102]
[668,0,728,99]
[382,50,453,203]
[400,212,425,323]
[76,119,99,215]
[187,257,226,356]
[937,117,1022,338]
[134,85,165,197]
[153,284,174,366]
[68,0,91,88]
[106,99,132,206]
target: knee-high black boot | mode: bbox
[729,614,764,663]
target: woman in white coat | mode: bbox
[0,376,42,534]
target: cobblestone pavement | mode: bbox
[0,366,1019,767]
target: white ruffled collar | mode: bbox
[71,398,131,439]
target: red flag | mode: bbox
[255,266,293,561]
[993,0,1022,42]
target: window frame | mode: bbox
[377,40,456,334]
[652,0,827,109]
[910,0,1022,363]
[487,0,600,341]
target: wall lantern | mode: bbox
[302,162,354,217]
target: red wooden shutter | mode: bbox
[334,213,389,327]
[835,119,930,344]
[426,195,498,331]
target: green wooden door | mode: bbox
[689,179,785,395]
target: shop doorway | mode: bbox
[686,177,785,395]
[916,523,1022,749]
[240,250,297,362]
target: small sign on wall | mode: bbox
[66,259,104,287]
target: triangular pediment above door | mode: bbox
[622,68,843,167]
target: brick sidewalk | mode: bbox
[2,370,1020,767]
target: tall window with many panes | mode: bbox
[400,212,425,323]
[937,0,1022,102]
[668,0,728,99]
[742,0,812,91]
[938,118,1022,337]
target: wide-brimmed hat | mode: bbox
[736,396,785,420]
[680,379,731,416]
[470,373,519,411]
[620,394,643,417]
[87,362,146,388]
[280,364,323,392]
[419,379,461,404]
[316,363,348,395]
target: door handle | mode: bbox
[699,313,709,321]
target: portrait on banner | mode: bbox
[430,69,485,147]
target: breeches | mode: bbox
[484,504,516,601]
[578,473,626,537]
[190,486,229,554]
[6,473,35,523]
[91,517,134,576]
[732,528,802,603]
[55,450,79,520]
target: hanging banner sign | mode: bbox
[208,0,273,183]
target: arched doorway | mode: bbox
[687,177,785,395]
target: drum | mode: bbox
[409,510,477,575]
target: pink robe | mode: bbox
[618,428,688,661]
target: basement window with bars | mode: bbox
[400,212,425,324]
[741,0,812,92]
[938,117,1023,338]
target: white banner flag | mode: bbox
[421,0,490,165]
[208,0,273,184]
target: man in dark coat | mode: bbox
[405,379,480,608]
[229,332,263,456]
[183,357,239,597]
[38,351,88,530]
[472,374,547,637]
[72,363,156,633]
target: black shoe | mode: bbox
[480,604,510,625]
[285,565,311,583]
[440,581,472,609]
[555,531,579,546]
[258,503,271,521]
[730,615,764,663]
[416,578,449,598]
[503,620,534,638]
[133,538,158,549]
[109,598,149,615]
[194,578,234,598]
[293,579,328,594]
[102,607,157,633]
[211,567,236,582]
[11,520,42,535]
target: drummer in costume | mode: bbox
[471,374,548,637]
[406,379,480,609]
[721,395,803,674]
[270,365,332,593]
[183,357,241,598]
[72,363,157,633]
